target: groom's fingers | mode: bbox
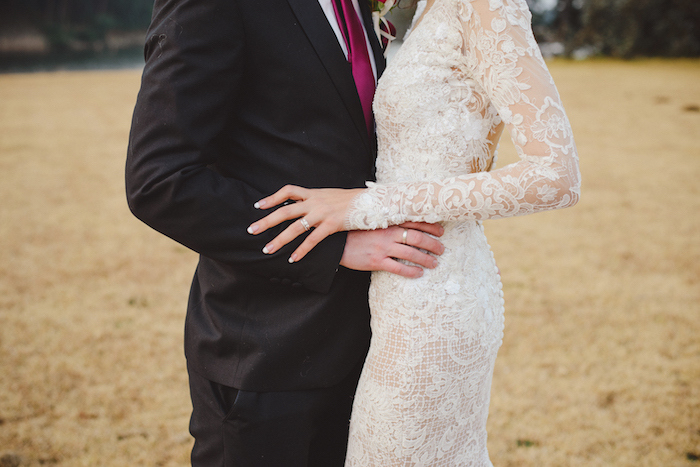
[398,221,445,238]
[340,229,436,278]
[379,258,424,279]
[400,228,445,257]
[390,243,439,270]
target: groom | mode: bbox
[126,0,442,465]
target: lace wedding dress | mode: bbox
[343,0,581,465]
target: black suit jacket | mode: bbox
[126,0,386,391]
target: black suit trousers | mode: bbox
[188,358,364,467]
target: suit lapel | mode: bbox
[286,0,372,154]
[358,0,387,78]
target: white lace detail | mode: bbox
[343,0,580,231]
[345,0,580,465]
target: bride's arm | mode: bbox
[249,0,580,260]
[345,0,580,230]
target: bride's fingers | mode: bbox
[261,216,311,254]
[248,202,307,235]
[254,185,308,210]
[288,224,334,263]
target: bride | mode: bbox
[248,0,580,464]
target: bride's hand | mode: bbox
[247,185,364,263]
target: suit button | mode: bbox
[281,278,292,286]
[270,278,281,284]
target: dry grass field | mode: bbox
[0,59,698,466]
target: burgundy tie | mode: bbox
[332,0,376,137]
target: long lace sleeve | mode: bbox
[345,0,581,230]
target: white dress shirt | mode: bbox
[316,0,378,81]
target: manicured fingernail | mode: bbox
[417,270,424,277]
[288,254,297,264]
[432,259,438,268]
[247,225,258,234]
[254,200,266,209]
[263,244,273,254]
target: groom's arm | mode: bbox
[126,0,442,292]
[126,0,348,293]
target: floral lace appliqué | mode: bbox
[344,0,580,465]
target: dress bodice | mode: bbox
[373,0,502,183]
[345,0,581,229]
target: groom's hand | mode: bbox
[340,223,445,278]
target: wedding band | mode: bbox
[300,217,310,232]
[401,228,408,245]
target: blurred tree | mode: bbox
[556,0,700,57]
[552,0,582,54]
[0,0,153,50]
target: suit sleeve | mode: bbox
[126,0,347,293]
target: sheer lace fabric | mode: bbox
[344,0,579,465]
[344,0,580,230]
